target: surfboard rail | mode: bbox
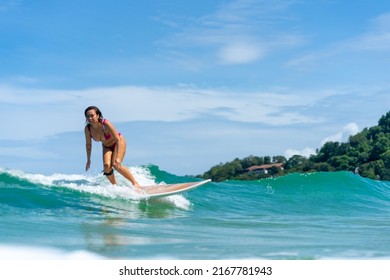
[140,179,211,198]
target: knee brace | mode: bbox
[103,169,114,176]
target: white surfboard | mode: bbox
[140,179,211,198]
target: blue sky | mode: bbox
[0,0,389,176]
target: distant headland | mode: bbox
[199,111,390,182]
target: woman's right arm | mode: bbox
[84,126,92,171]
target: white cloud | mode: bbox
[0,86,77,104]
[156,0,302,67]
[0,146,56,159]
[342,122,360,136]
[0,83,384,175]
[285,147,316,159]
[320,122,360,145]
[218,43,264,64]
[320,132,343,145]
[353,13,390,51]
[285,122,360,159]
[2,84,331,140]
[286,13,390,69]
[355,32,390,51]
[0,0,20,12]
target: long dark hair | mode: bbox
[84,106,103,123]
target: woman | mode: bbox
[84,106,141,188]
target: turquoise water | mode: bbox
[1,165,389,260]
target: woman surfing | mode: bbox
[84,106,141,188]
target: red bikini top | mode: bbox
[88,119,112,141]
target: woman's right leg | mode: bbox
[103,147,117,185]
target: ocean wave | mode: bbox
[1,166,390,260]
[0,165,192,210]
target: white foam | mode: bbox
[2,167,95,186]
[0,244,105,260]
[63,183,148,200]
[161,195,191,210]
[1,165,157,186]
[129,165,160,186]
[1,166,192,207]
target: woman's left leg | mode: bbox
[112,136,140,188]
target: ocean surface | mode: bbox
[1,165,389,260]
